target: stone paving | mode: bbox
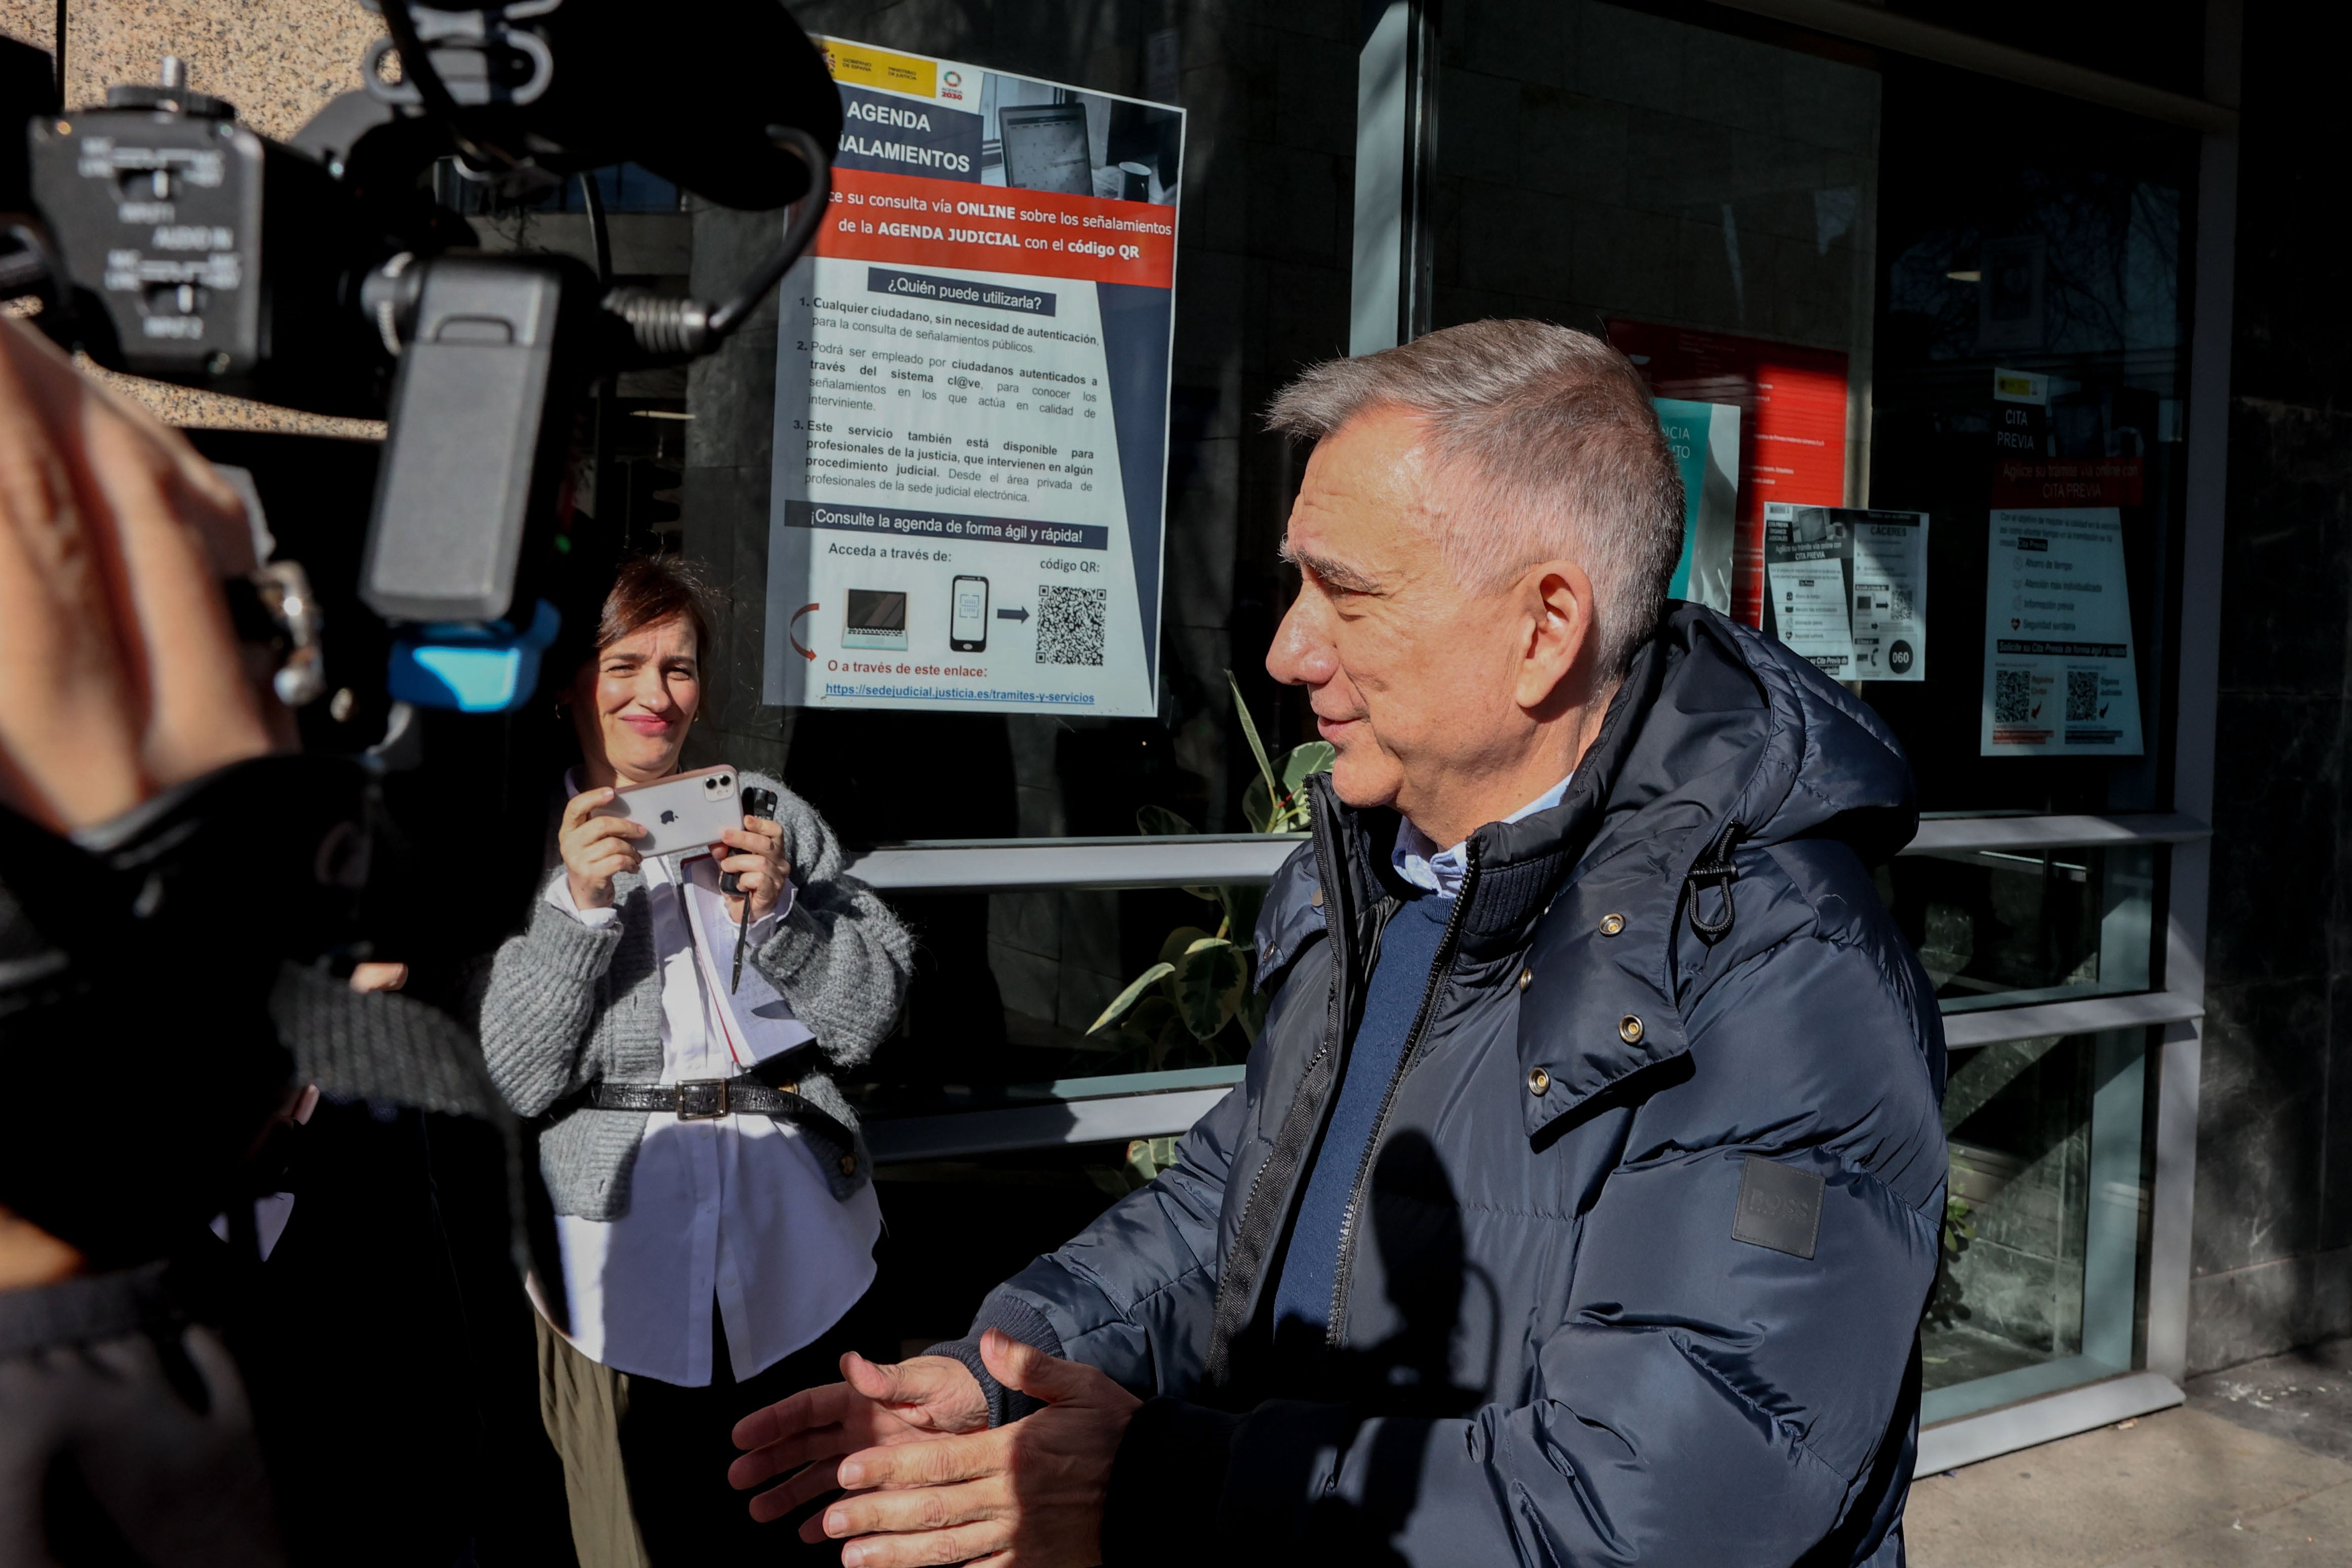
[1908,1339,2352,1567]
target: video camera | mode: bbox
[6,0,840,713]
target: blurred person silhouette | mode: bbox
[0,303,334,1568]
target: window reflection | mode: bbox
[1881,843,2154,1010]
[1925,1030,2150,1418]
[1866,68,2195,813]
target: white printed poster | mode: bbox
[1763,504,1929,682]
[1980,508,2144,757]
[763,38,1184,714]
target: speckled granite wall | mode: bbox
[2187,0,2352,1375]
[3,0,384,432]
[3,0,374,140]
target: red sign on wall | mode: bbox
[1606,321,1851,626]
[1990,456,2144,508]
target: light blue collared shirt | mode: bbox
[1392,773,1575,901]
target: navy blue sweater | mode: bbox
[1269,890,1454,1335]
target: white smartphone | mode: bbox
[589,764,745,860]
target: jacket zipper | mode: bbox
[1325,840,1482,1344]
[1204,775,1362,1386]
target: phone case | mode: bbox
[589,764,745,860]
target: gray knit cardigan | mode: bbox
[476,771,912,1219]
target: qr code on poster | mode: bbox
[1994,668,2033,724]
[2066,668,2100,722]
[1036,585,1106,666]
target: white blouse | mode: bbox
[534,811,881,1387]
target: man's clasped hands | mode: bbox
[728,1330,1140,1568]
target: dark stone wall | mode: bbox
[2188,0,2352,1373]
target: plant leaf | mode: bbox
[1150,1011,1196,1072]
[1135,803,1197,837]
[1136,804,1218,899]
[1242,739,1335,832]
[1217,883,1266,953]
[1227,670,1281,806]
[1277,741,1337,795]
[1240,775,1273,835]
[1270,741,1335,830]
[1174,936,1246,1039]
[1157,925,1216,970]
[1087,962,1176,1035]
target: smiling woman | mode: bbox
[475,553,915,1564]
[566,557,714,792]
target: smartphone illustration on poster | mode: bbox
[950,576,989,652]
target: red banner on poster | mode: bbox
[1606,320,1850,626]
[811,166,1176,289]
[1990,456,2144,508]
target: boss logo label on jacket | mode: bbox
[1733,1156,1825,1259]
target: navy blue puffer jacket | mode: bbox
[953,604,1949,1566]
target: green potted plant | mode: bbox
[1085,675,1333,1072]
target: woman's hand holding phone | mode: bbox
[716,817,791,924]
[560,787,647,911]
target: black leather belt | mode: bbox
[583,1075,860,1176]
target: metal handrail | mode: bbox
[845,814,2209,894]
[863,988,2203,1162]
[1941,989,2201,1051]
[1909,813,2207,854]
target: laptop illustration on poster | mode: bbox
[843,589,909,651]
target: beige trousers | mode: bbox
[534,1309,651,1568]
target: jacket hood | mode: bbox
[1448,601,1917,940]
[1555,601,1918,866]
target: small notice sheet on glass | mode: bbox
[1763,504,1928,682]
[1980,508,2144,757]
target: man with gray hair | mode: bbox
[731,321,1947,1568]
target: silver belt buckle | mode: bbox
[674,1079,729,1120]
